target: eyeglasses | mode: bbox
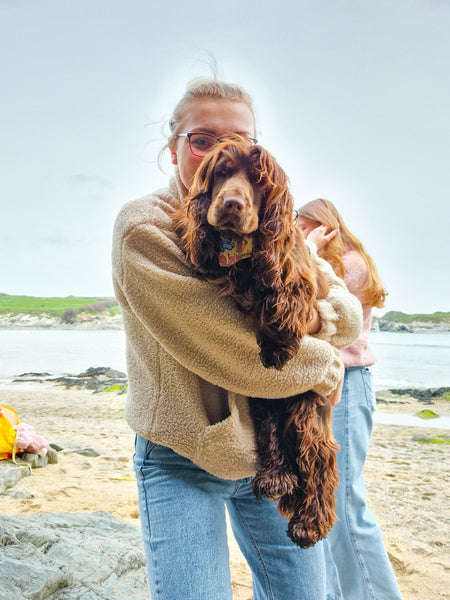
[176,132,258,158]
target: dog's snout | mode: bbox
[208,168,260,234]
[223,196,245,212]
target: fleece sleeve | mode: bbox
[112,197,343,398]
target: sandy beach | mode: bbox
[0,385,449,599]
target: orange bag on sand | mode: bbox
[0,405,19,460]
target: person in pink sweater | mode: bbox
[298,198,403,600]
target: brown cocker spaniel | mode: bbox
[173,136,339,548]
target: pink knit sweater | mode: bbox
[340,251,376,368]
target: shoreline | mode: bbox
[1,371,450,430]
[2,368,450,394]
[0,313,123,330]
[1,313,450,333]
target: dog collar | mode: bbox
[218,233,253,267]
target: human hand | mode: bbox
[328,368,344,407]
[306,307,321,335]
[307,225,338,251]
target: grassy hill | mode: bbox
[0,294,120,317]
[381,311,450,324]
[1,295,448,326]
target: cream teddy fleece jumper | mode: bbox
[112,177,363,480]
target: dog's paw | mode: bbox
[252,471,298,500]
[286,504,336,548]
[287,521,322,548]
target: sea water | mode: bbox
[0,329,449,390]
[370,331,450,390]
[0,329,127,381]
[1,329,449,429]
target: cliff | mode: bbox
[0,295,123,329]
[372,311,450,333]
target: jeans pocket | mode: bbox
[133,435,157,470]
[144,440,157,457]
[361,367,376,413]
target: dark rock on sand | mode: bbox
[388,387,450,403]
[13,367,128,394]
[16,372,52,378]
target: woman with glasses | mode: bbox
[298,199,403,600]
[112,76,362,600]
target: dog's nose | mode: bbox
[223,196,245,213]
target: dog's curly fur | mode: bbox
[173,136,339,547]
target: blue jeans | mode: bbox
[325,367,403,600]
[134,434,326,600]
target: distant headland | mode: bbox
[0,294,122,329]
[372,311,450,333]
[0,294,449,332]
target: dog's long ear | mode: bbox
[173,147,225,270]
[249,146,320,362]
[175,141,245,269]
[189,145,224,196]
[175,193,218,270]
[250,145,296,288]
[251,145,293,222]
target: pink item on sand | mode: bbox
[14,423,49,456]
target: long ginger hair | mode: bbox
[298,198,387,308]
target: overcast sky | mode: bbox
[1,0,449,314]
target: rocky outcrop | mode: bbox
[0,511,149,599]
[388,387,450,403]
[0,439,148,599]
[3,310,449,333]
[372,314,450,333]
[0,312,123,330]
[380,320,450,333]
[13,367,128,394]
[0,461,32,495]
[0,441,102,496]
